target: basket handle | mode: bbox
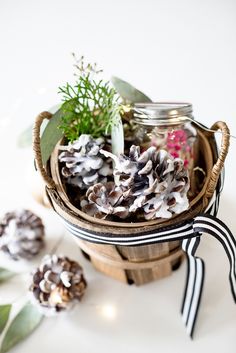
[33,111,56,189]
[205,121,230,200]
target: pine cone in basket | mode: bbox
[0,209,45,260]
[29,254,87,314]
[101,145,190,220]
[81,181,130,219]
[58,134,113,190]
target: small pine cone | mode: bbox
[29,254,87,315]
[101,146,190,220]
[59,134,113,190]
[81,182,130,219]
[0,209,45,260]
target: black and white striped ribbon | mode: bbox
[60,211,236,338]
[180,169,224,337]
[181,236,204,337]
[52,167,236,337]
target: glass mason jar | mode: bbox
[132,102,198,174]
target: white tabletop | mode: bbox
[0,0,236,352]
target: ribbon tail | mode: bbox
[181,236,205,338]
[193,214,236,303]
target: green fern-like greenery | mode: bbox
[58,55,120,142]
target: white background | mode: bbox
[0,0,236,352]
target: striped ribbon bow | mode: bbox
[61,209,236,338]
[181,214,236,337]
[54,172,236,338]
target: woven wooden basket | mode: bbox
[33,112,230,285]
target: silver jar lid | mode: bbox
[133,102,193,126]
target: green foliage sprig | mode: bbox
[58,55,120,142]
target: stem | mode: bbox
[49,234,66,255]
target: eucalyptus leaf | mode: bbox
[17,103,61,149]
[0,302,43,353]
[111,114,124,185]
[17,125,33,148]
[40,109,64,165]
[0,268,16,284]
[0,305,11,334]
[111,114,124,156]
[111,76,152,103]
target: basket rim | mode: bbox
[46,185,206,235]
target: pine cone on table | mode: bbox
[58,134,113,190]
[101,145,190,220]
[0,209,45,260]
[29,254,87,315]
[81,181,130,219]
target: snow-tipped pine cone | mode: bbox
[81,182,130,219]
[0,209,45,260]
[30,254,87,315]
[58,134,113,190]
[100,146,190,220]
